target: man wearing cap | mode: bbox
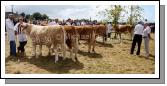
[143,23,151,58]
[6,14,17,57]
[130,21,144,55]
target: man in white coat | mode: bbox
[6,14,17,57]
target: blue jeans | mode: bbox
[10,41,16,56]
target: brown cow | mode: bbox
[75,25,96,53]
[93,25,107,43]
[63,25,79,61]
[113,24,133,41]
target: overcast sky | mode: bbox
[5,5,155,22]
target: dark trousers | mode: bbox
[10,41,16,56]
[104,33,111,41]
[130,34,142,55]
[18,41,27,52]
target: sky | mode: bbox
[5,5,155,22]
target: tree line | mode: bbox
[20,12,49,20]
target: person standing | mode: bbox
[6,14,17,57]
[143,23,151,58]
[106,22,112,40]
[14,16,27,57]
[48,19,56,25]
[130,21,144,55]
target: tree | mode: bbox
[127,5,144,26]
[32,12,42,20]
[97,5,124,25]
[25,14,31,19]
[41,14,49,20]
[20,12,25,17]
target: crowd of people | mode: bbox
[29,18,100,26]
[5,13,153,59]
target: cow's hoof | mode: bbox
[39,54,42,57]
[32,53,36,56]
[92,50,96,53]
[75,57,78,62]
[47,53,51,56]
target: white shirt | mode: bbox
[6,18,16,41]
[106,24,112,33]
[14,22,27,42]
[134,24,144,35]
[81,21,86,26]
[48,21,59,26]
[66,22,71,25]
[76,22,80,26]
[143,26,151,37]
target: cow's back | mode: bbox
[30,25,64,45]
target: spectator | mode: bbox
[105,22,112,41]
[6,14,17,57]
[81,20,86,26]
[130,21,144,55]
[143,23,152,58]
[48,19,56,25]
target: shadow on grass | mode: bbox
[138,55,155,61]
[96,41,114,48]
[78,50,102,58]
[6,55,84,74]
[149,54,155,58]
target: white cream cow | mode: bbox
[22,24,66,63]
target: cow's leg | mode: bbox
[39,45,42,56]
[74,48,78,61]
[74,37,78,61]
[92,32,96,53]
[103,35,105,44]
[119,33,122,42]
[92,40,96,53]
[47,45,52,56]
[114,32,117,39]
[61,43,66,59]
[88,41,91,53]
[70,48,73,59]
[54,46,58,63]
[32,43,36,57]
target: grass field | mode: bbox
[5,33,155,74]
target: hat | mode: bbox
[138,21,144,26]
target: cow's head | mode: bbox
[21,23,33,35]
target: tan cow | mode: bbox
[21,24,66,63]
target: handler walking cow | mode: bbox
[14,16,27,57]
